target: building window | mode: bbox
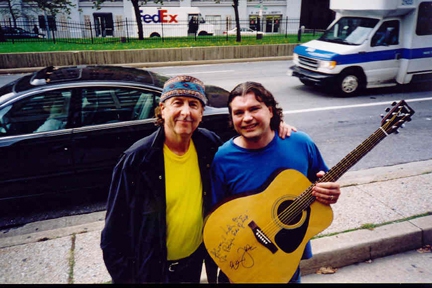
[59,15,68,31]
[205,15,221,30]
[115,15,123,32]
[84,15,91,28]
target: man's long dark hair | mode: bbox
[227,81,283,131]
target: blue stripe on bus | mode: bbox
[294,45,432,65]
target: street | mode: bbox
[302,249,432,283]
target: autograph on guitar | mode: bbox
[203,100,415,283]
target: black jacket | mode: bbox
[100,127,223,283]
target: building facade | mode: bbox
[0,0,333,37]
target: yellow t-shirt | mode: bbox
[164,140,203,261]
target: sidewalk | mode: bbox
[0,159,431,284]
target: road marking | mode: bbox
[161,70,235,76]
[283,97,432,115]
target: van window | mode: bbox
[417,2,432,35]
[319,17,379,45]
[371,20,399,47]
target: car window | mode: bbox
[0,90,72,137]
[81,87,157,127]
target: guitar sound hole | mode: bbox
[277,200,302,225]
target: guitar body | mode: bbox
[203,169,333,283]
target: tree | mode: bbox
[24,0,76,17]
[231,0,241,42]
[1,0,22,27]
[216,0,241,42]
[94,0,163,40]
[0,0,75,28]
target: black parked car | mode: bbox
[1,26,45,39]
[0,65,233,204]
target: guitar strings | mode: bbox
[260,111,408,237]
[260,121,393,238]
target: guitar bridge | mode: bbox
[248,221,278,254]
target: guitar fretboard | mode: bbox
[294,128,388,215]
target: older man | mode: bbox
[101,75,296,283]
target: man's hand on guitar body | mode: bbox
[312,171,341,205]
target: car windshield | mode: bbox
[319,17,379,45]
[15,75,35,93]
[0,74,34,97]
[0,82,14,98]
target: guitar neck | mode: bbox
[320,127,388,183]
[297,127,388,210]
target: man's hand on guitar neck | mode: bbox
[312,171,341,205]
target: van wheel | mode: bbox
[150,33,160,38]
[335,70,364,96]
[198,31,208,36]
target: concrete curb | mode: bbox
[0,212,106,249]
[300,214,432,275]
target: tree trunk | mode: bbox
[131,0,144,40]
[232,0,241,42]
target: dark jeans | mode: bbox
[166,244,206,283]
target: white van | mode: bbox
[138,7,215,38]
[289,0,432,96]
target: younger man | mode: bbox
[210,81,341,283]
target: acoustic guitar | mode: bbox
[203,100,415,283]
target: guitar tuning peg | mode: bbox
[401,124,406,128]
[394,129,400,134]
[391,101,397,106]
[380,114,384,118]
[385,107,391,112]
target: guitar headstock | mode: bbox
[381,100,415,135]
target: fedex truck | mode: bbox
[289,0,432,96]
[138,7,215,38]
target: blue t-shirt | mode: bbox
[210,131,329,261]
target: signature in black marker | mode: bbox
[229,244,256,270]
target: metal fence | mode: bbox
[0,18,324,44]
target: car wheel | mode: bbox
[335,69,364,96]
[150,33,160,38]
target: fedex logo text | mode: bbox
[140,9,178,23]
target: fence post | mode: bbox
[161,20,164,42]
[285,16,288,38]
[225,17,228,41]
[89,22,94,44]
[8,19,14,44]
[297,25,305,42]
[126,18,129,42]
[51,29,56,44]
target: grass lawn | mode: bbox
[0,33,321,53]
